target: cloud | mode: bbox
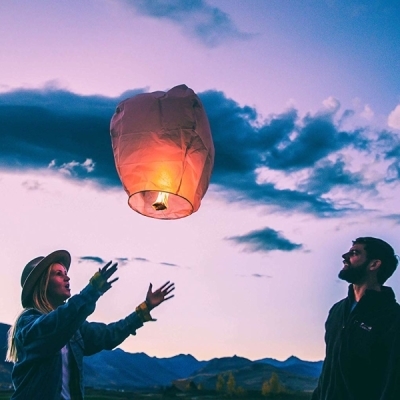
[385,160,400,182]
[213,173,355,217]
[78,256,105,264]
[297,157,374,195]
[388,104,400,130]
[78,256,148,267]
[115,257,179,267]
[159,262,179,267]
[322,96,340,113]
[201,90,371,216]
[133,257,150,262]
[261,115,355,171]
[237,273,272,278]
[380,214,400,225]
[0,88,126,186]
[200,90,366,172]
[0,86,397,218]
[22,180,42,191]
[251,273,272,279]
[128,0,251,47]
[49,158,95,176]
[225,227,303,254]
[0,85,144,116]
[115,257,130,266]
[373,130,400,182]
[361,104,374,120]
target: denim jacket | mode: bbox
[11,283,144,399]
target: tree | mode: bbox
[262,380,270,396]
[236,386,246,397]
[227,372,236,395]
[187,381,198,391]
[262,372,285,396]
[216,374,225,392]
[269,372,283,394]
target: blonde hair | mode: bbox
[6,264,55,362]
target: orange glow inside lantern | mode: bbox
[152,192,169,211]
[110,84,215,220]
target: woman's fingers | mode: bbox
[154,282,175,301]
[108,277,119,285]
[158,281,171,291]
[155,281,175,293]
[101,262,118,279]
[163,285,175,296]
[100,261,113,273]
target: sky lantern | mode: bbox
[110,84,215,219]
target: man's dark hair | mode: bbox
[353,237,398,284]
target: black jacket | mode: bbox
[312,285,400,400]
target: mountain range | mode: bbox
[0,322,322,392]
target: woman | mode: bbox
[6,249,175,400]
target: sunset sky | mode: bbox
[1,0,400,363]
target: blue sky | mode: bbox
[1,0,400,362]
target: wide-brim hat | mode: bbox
[21,250,71,307]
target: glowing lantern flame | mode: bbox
[110,84,215,219]
[152,192,169,211]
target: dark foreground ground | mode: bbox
[0,388,313,399]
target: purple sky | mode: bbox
[1,0,400,362]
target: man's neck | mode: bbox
[352,282,381,302]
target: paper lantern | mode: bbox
[110,84,215,219]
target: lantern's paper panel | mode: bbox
[110,84,215,219]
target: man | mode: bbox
[312,237,400,399]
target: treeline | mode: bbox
[215,371,287,397]
[165,372,311,399]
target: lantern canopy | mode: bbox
[110,84,215,219]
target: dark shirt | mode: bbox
[312,285,400,400]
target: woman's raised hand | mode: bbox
[145,281,175,311]
[89,261,119,294]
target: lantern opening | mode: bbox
[152,192,169,211]
[129,191,194,220]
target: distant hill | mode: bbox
[256,355,323,378]
[82,349,205,389]
[191,355,253,375]
[176,355,319,393]
[0,322,321,392]
[154,353,208,378]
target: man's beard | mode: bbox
[338,261,369,284]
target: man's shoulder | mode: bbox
[328,298,347,315]
[381,286,400,314]
[391,301,400,317]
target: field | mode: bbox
[0,389,313,399]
